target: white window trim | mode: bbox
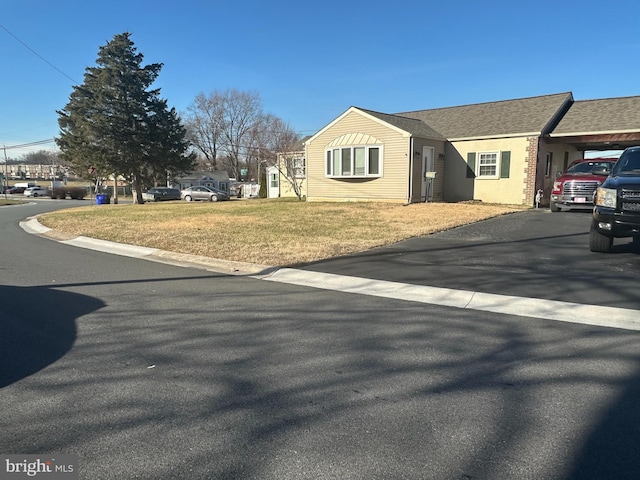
[325,145,383,178]
[291,157,306,179]
[477,151,499,179]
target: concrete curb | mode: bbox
[20,216,274,276]
[21,215,640,331]
[262,268,640,331]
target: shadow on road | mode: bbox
[568,369,640,479]
[2,262,640,477]
[0,285,105,387]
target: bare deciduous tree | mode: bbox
[185,92,224,171]
[20,150,60,165]
[184,89,306,182]
[218,89,263,180]
[185,89,264,180]
[264,117,305,200]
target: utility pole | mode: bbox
[2,145,8,199]
[112,173,119,204]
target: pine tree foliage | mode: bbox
[56,32,195,203]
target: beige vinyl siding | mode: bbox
[278,174,307,198]
[307,110,410,202]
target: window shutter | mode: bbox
[466,152,476,178]
[500,151,511,178]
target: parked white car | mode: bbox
[23,186,49,197]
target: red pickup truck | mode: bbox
[549,157,617,212]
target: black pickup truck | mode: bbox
[590,146,640,252]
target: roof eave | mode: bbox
[448,132,542,142]
[549,128,640,137]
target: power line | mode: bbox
[0,24,79,85]
[4,139,56,151]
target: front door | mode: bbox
[422,147,435,201]
[266,166,279,198]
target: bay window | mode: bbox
[326,145,382,178]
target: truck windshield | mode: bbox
[613,149,640,175]
[567,162,613,174]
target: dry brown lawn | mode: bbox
[38,199,525,266]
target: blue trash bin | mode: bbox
[95,194,107,205]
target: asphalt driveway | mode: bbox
[297,208,640,312]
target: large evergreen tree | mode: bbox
[56,32,195,203]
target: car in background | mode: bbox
[549,158,617,212]
[590,146,640,252]
[141,187,181,202]
[6,186,26,195]
[23,186,49,197]
[181,186,229,202]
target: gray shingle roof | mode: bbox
[397,92,574,139]
[551,96,640,136]
[356,108,446,140]
[295,135,312,150]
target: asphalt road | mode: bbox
[2,200,640,480]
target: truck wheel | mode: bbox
[589,223,613,253]
[549,202,560,212]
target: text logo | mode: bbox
[0,456,77,479]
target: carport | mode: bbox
[538,96,640,201]
[547,96,640,152]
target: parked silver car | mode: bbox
[180,186,229,202]
[23,186,49,197]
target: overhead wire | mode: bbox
[0,24,318,154]
[0,24,78,152]
[0,24,79,85]
[4,139,56,151]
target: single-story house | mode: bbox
[302,92,640,206]
[173,170,231,195]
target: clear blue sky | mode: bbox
[1,0,639,158]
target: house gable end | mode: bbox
[307,107,412,147]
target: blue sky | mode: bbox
[1,0,639,158]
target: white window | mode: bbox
[478,152,498,178]
[325,146,382,178]
[286,156,306,178]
